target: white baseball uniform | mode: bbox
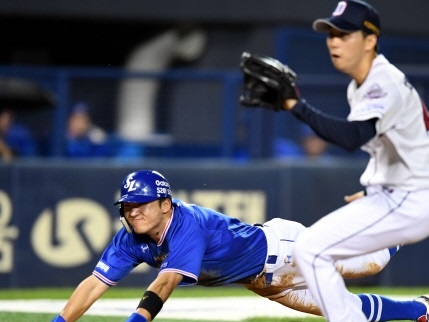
[245,218,394,317]
[293,54,429,321]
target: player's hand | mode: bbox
[344,190,365,203]
[283,98,298,111]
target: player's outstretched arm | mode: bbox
[52,274,109,322]
[127,271,184,322]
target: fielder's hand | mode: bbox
[239,51,300,111]
[344,190,365,203]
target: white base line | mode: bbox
[0,295,414,321]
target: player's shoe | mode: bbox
[414,295,429,322]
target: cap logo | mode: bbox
[333,1,347,16]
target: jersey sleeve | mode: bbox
[92,228,142,286]
[347,72,404,134]
[291,100,376,151]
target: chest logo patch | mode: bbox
[141,245,149,253]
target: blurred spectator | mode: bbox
[273,137,303,159]
[273,125,331,160]
[299,125,330,159]
[65,103,110,157]
[0,108,37,161]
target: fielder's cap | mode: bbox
[313,0,381,36]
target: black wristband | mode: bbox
[137,290,164,319]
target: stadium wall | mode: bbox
[0,160,427,288]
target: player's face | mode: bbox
[123,199,170,236]
[326,29,373,80]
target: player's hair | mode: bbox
[157,197,171,207]
[362,30,379,53]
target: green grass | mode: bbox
[0,312,324,322]
[0,286,426,322]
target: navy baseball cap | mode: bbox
[313,0,381,36]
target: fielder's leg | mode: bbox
[293,187,429,321]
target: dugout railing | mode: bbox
[1,28,429,160]
[1,65,428,160]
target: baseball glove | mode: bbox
[239,52,299,111]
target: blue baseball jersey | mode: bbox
[93,199,267,287]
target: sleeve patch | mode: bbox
[363,84,387,99]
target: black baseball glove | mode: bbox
[239,52,300,111]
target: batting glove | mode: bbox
[51,315,66,322]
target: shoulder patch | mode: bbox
[364,84,387,99]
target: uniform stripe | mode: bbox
[158,209,174,246]
[159,268,198,283]
[364,294,375,321]
[92,271,118,286]
[374,294,382,321]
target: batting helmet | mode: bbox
[114,170,172,205]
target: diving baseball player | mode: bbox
[239,1,429,321]
[51,170,429,322]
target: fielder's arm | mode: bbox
[59,274,109,322]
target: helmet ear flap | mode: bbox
[119,204,132,234]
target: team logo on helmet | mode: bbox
[124,176,137,192]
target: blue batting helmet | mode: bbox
[114,170,172,205]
